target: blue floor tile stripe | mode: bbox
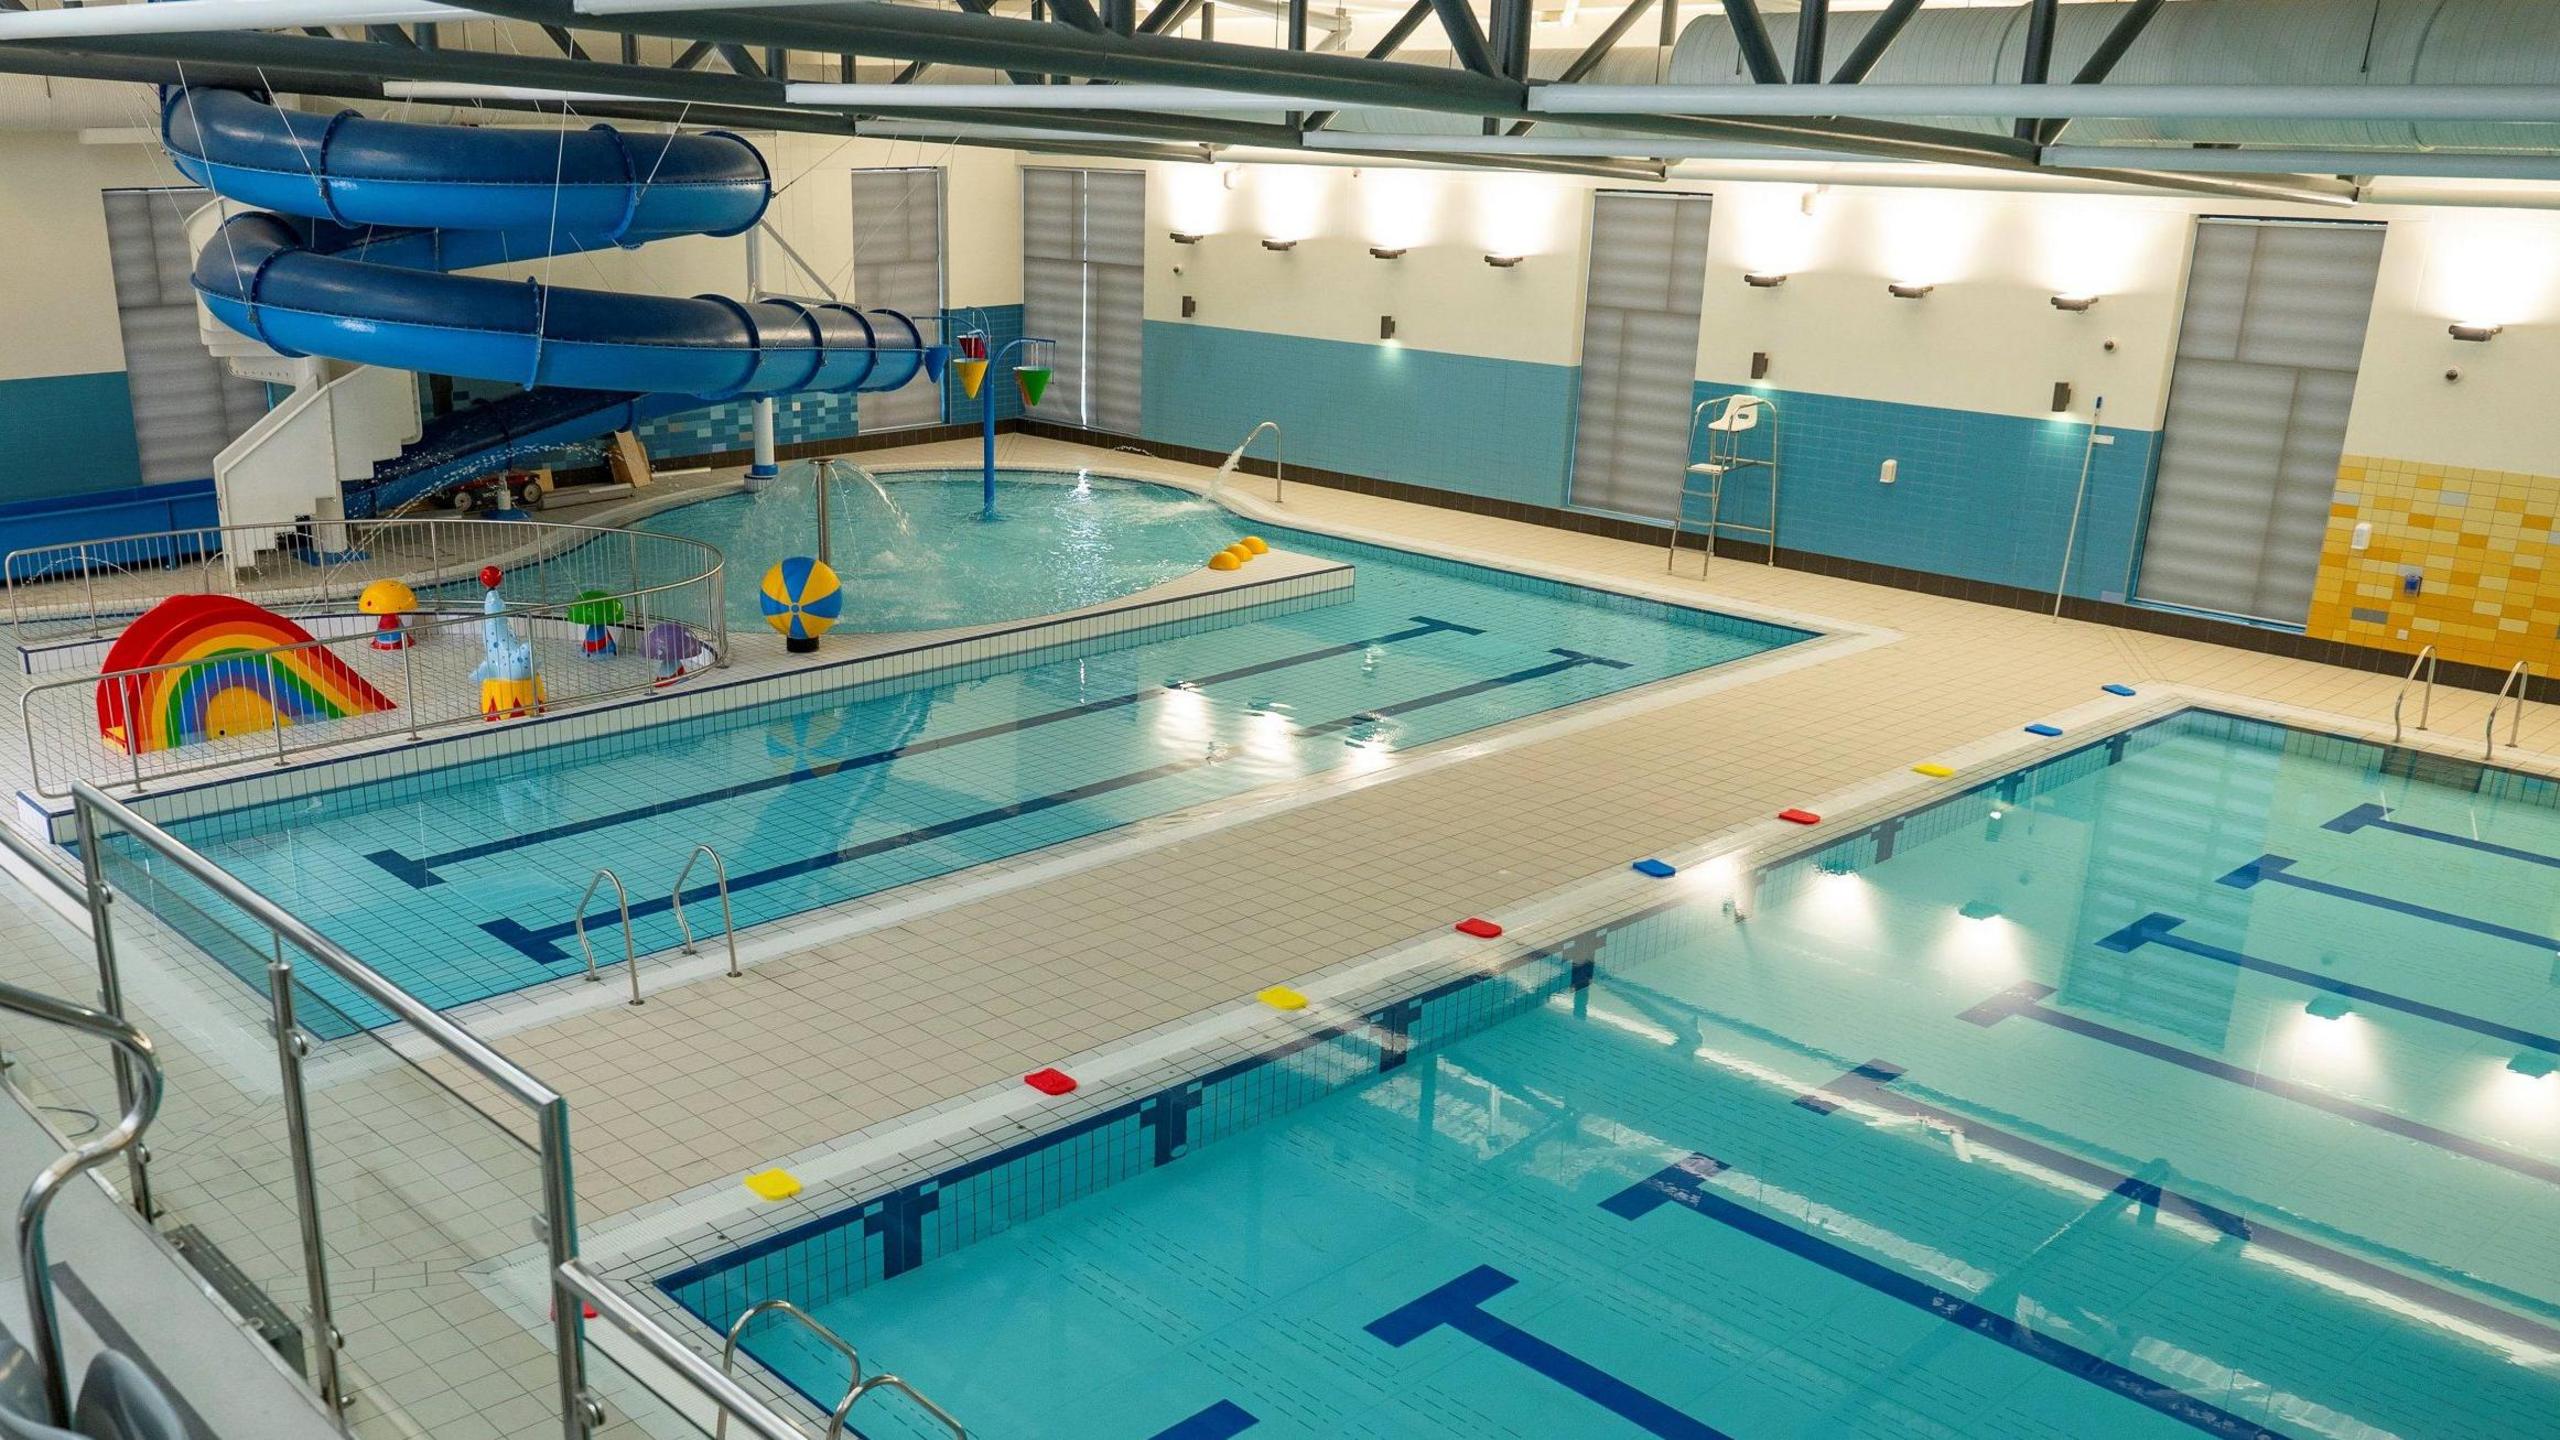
[1963,981,2560,1189]
[1599,1154,2290,1440]
[1294,647,1628,737]
[2219,854,2560,952]
[2323,802,2560,869]
[1795,1058,2560,1351]
[372,616,1480,886]
[1365,1265,1730,1440]
[2102,912,2560,1055]
[1146,1400,1257,1440]
[483,649,1620,963]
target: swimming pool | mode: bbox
[638,468,1244,631]
[659,708,2560,1439]
[125,508,1806,1029]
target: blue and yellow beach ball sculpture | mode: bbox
[760,555,843,654]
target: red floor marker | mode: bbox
[1778,808,1821,825]
[1024,1067,1078,1095]
[1455,917,1503,939]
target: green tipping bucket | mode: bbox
[1015,366,1053,408]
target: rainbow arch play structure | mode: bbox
[95,595,395,754]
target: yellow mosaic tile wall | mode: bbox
[2308,454,2559,675]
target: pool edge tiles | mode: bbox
[623,699,2560,1429]
[39,549,1357,841]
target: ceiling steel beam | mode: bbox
[1826,0,1920,84]
[1300,0,1430,133]
[1426,0,1497,78]
[1790,0,1825,83]
[1505,0,1653,137]
[1136,0,1205,36]
[2036,0,2162,144]
[1532,83,2560,123]
[1719,0,1785,85]
[2011,0,2057,140]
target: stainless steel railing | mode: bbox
[717,1301,860,1440]
[1,980,161,1427]
[1216,421,1284,506]
[558,1263,827,1440]
[2486,660,2532,758]
[574,867,644,1007]
[673,844,742,979]
[2391,644,2437,744]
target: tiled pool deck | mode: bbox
[2,430,2555,1439]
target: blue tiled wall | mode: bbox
[1684,381,2161,601]
[1141,322,1577,510]
[0,372,145,500]
[633,391,863,460]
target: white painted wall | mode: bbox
[2342,207,2560,469]
[0,133,189,383]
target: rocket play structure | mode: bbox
[160,85,944,518]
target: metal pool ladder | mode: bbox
[717,1300,967,1439]
[672,843,741,978]
[2486,659,2533,758]
[1216,420,1284,505]
[573,866,644,1006]
[2391,644,2437,743]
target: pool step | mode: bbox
[2380,746,2487,793]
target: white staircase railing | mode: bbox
[212,363,423,566]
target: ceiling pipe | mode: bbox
[1533,83,2560,124]
[785,82,1348,110]
[2047,144,2560,181]
[0,0,474,41]
[1304,131,1876,160]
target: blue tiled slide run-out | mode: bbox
[159,85,940,514]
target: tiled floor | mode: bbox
[2,428,2552,1438]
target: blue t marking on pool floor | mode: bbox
[1146,1400,1257,1439]
[1795,1057,2560,1349]
[484,647,1631,964]
[1600,1154,2289,1440]
[2102,912,2560,1055]
[1962,980,2560,1189]
[2218,854,2560,952]
[2323,802,2560,869]
[1366,1265,1730,1440]
[370,616,1482,887]
[1295,648,1633,737]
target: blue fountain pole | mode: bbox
[980,335,1056,522]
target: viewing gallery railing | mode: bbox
[0,784,827,1439]
[8,516,728,798]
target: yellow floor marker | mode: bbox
[1912,763,1956,779]
[744,1168,802,1202]
[1257,985,1308,1011]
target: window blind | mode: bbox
[1020,168,1144,435]
[103,188,267,485]
[1568,191,1714,520]
[850,166,947,431]
[2136,219,2385,626]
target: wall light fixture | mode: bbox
[1169,231,1204,245]
[1886,282,1934,300]
[1483,253,1524,268]
[2449,322,2503,342]
[1368,246,1407,260]
[1743,272,1788,288]
[2049,294,2099,312]
[1260,238,1298,252]
[1381,315,1397,340]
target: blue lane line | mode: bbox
[484,647,1630,964]
[2102,912,2560,1056]
[2323,802,2560,870]
[1295,647,1633,737]
[1798,1059,2560,1352]
[1963,981,2560,1190]
[1146,1400,1257,1440]
[371,616,1482,886]
[1600,1155,2290,1440]
[2218,854,2560,952]
[1366,1265,1730,1440]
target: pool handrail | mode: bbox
[1217,421,1284,506]
[561,1263,827,1440]
[2,978,162,1427]
[672,843,742,978]
[2391,643,2437,743]
[715,1299,861,1440]
[574,866,644,1006]
[2485,659,2531,757]
[835,1374,968,1440]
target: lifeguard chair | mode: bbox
[1666,394,1780,577]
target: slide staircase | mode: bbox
[162,85,937,552]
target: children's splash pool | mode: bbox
[658,709,2560,1439]
[636,468,1245,632]
[120,501,1809,1030]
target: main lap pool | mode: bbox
[659,708,2560,1439]
[110,494,1807,1030]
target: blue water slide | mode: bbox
[159,86,937,506]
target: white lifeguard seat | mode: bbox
[1667,395,1781,578]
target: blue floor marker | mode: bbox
[2220,854,2560,951]
[1794,1057,2560,1348]
[1632,858,1677,878]
[1295,648,1630,737]
[1600,1154,2282,1439]
[371,617,1480,886]
[1961,980,2560,1189]
[1147,1400,1258,1440]
[483,652,1616,964]
[1366,1266,1730,1440]
[2103,912,2560,1055]
[2103,684,2137,696]
[2323,803,2560,870]
[2024,723,2064,737]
